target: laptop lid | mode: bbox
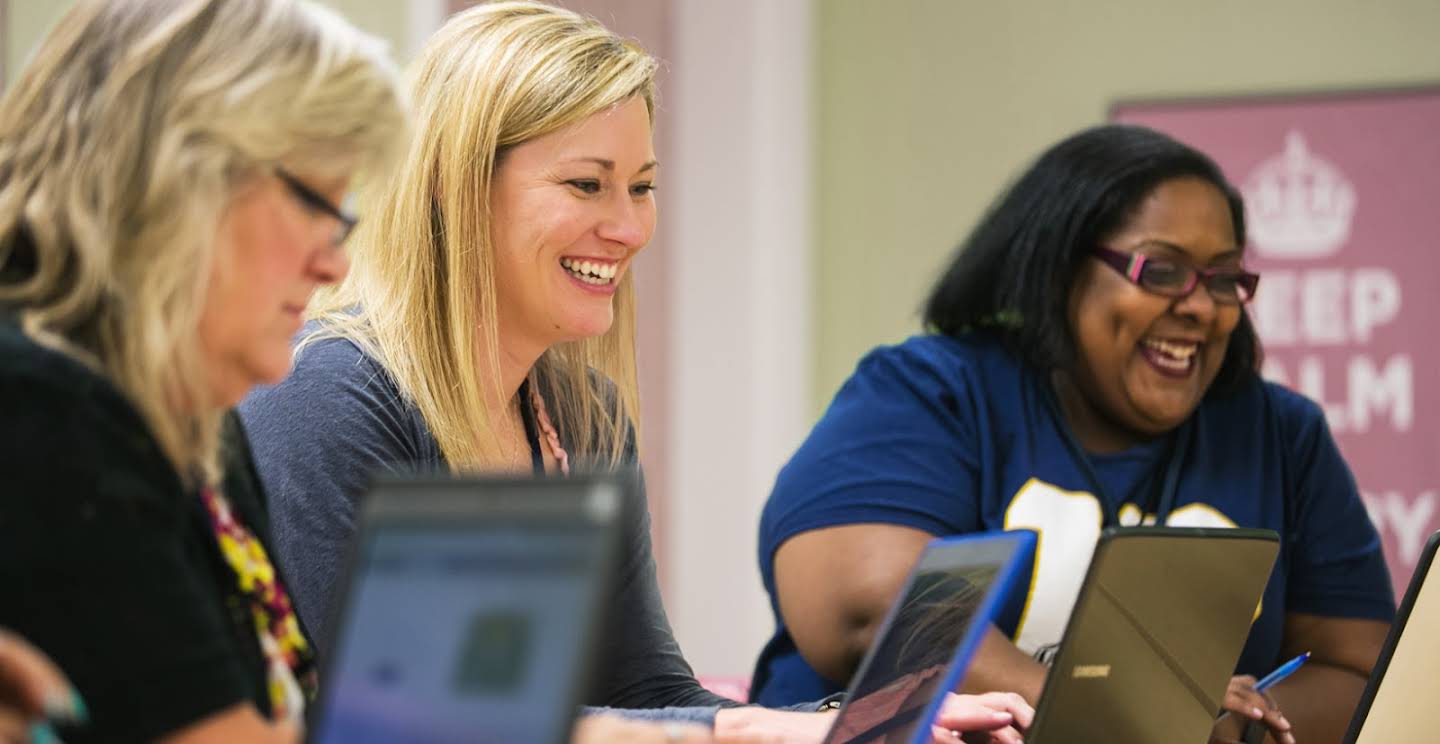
[1027,526,1280,744]
[1343,530,1440,743]
[822,530,1036,744]
[307,474,629,744]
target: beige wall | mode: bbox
[4,1,412,87]
[814,0,1440,413]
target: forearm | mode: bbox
[956,627,1046,704]
[1267,663,1368,744]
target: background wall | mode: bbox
[815,0,1440,411]
[4,0,1439,683]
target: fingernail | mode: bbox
[1252,706,1264,718]
[42,689,88,724]
[29,722,62,744]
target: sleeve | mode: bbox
[1279,392,1397,620]
[0,379,254,742]
[237,339,427,658]
[586,455,740,711]
[760,343,985,563]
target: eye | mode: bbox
[1138,259,1190,288]
[630,182,656,197]
[566,179,602,195]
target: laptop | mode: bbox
[1025,526,1281,743]
[1343,530,1440,743]
[306,474,630,744]
[822,530,1036,744]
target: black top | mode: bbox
[0,320,281,742]
[239,329,739,712]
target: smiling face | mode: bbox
[199,170,351,407]
[488,96,657,354]
[1062,176,1244,450]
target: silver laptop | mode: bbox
[1343,530,1439,743]
[307,474,629,744]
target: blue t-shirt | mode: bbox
[751,333,1395,706]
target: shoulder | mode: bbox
[1202,375,1328,439]
[834,332,1025,413]
[243,323,405,420]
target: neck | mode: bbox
[1049,370,1156,455]
[481,321,548,413]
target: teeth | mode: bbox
[1142,338,1198,362]
[560,257,617,285]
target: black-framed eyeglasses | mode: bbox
[1092,245,1260,305]
[275,168,357,247]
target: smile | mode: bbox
[1139,337,1199,378]
[560,256,618,286]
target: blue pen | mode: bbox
[1254,651,1310,692]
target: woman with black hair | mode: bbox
[751,125,1394,744]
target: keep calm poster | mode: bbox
[1114,88,1440,593]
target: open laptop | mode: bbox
[306,474,630,744]
[822,530,1036,744]
[1342,529,1440,743]
[1025,526,1280,743]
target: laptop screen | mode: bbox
[824,533,1031,744]
[1351,543,1438,742]
[310,523,608,744]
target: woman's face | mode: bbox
[1066,176,1244,441]
[200,170,351,407]
[489,95,657,352]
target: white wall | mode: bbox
[665,0,814,678]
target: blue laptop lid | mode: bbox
[823,530,1036,744]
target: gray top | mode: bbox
[238,330,742,722]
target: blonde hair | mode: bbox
[308,0,656,469]
[0,0,406,484]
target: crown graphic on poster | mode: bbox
[1243,131,1356,260]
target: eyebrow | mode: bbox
[562,157,659,174]
[1141,240,1244,263]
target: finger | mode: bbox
[0,631,76,721]
[986,724,1025,744]
[933,705,1012,732]
[930,724,961,742]
[976,692,1034,730]
[1222,687,1270,720]
[1259,708,1295,744]
[0,711,27,744]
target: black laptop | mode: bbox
[1342,530,1440,743]
[306,474,629,744]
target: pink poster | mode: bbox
[1113,88,1440,593]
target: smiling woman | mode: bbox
[753,125,1396,744]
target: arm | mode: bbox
[773,525,1046,703]
[586,465,738,711]
[1264,613,1389,744]
[237,338,427,657]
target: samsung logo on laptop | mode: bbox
[1071,664,1112,679]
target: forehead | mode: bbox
[1113,177,1238,258]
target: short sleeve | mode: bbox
[0,372,253,742]
[761,340,985,563]
[1276,389,1396,620]
[238,336,430,657]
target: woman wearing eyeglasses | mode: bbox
[0,0,406,741]
[752,125,1395,744]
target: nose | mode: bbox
[309,242,351,285]
[1171,279,1218,323]
[595,192,653,250]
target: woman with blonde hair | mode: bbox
[241,2,1033,741]
[0,0,405,741]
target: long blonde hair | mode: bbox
[0,0,406,484]
[308,0,656,468]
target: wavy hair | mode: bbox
[307,0,657,468]
[0,0,406,483]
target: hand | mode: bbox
[0,629,83,744]
[930,692,1032,744]
[1209,675,1294,744]
[572,715,713,744]
[713,707,835,743]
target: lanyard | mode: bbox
[1041,380,1193,527]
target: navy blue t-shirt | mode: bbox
[751,333,1395,706]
